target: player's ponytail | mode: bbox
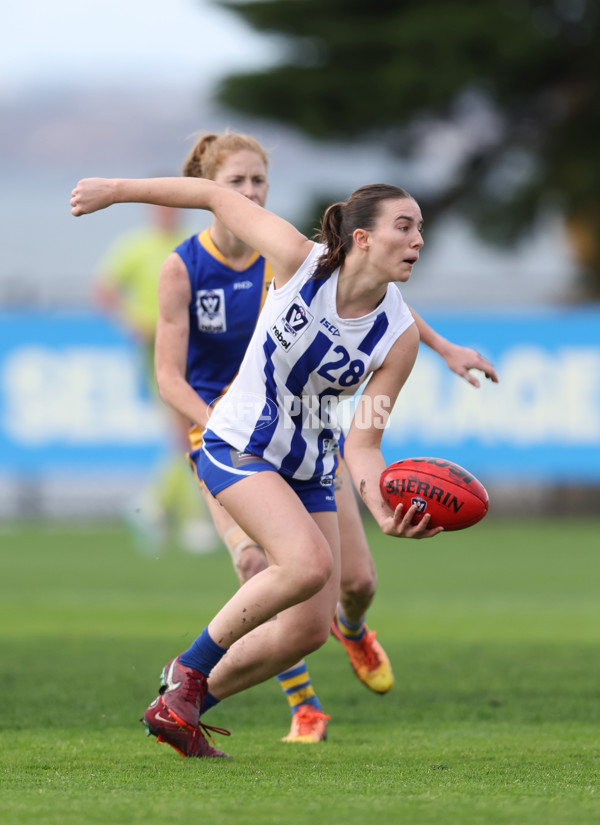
[315,202,346,279]
[182,130,269,180]
[182,134,219,179]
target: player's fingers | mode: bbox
[70,191,86,216]
[473,353,499,384]
[408,512,432,537]
[421,524,444,538]
[462,371,481,388]
[395,503,428,535]
[393,501,407,524]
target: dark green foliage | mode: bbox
[213,1,600,292]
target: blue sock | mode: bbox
[179,627,227,676]
[201,691,220,715]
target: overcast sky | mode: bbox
[1,1,579,304]
[2,0,277,95]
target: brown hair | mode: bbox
[182,130,269,180]
[315,184,414,279]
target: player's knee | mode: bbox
[236,545,268,582]
[224,525,267,583]
[341,571,377,605]
[281,616,331,659]
[303,619,331,652]
[291,548,333,601]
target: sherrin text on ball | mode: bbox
[380,457,489,531]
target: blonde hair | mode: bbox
[182,130,269,180]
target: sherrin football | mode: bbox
[380,457,489,531]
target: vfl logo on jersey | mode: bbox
[196,288,226,333]
[271,297,313,350]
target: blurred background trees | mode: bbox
[212,0,599,297]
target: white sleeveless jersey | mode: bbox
[205,243,414,481]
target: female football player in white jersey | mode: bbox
[155,131,497,750]
[71,170,496,759]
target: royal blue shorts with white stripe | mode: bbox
[190,430,338,513]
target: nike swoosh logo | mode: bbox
[154,711,178,726]
[163,661,182,692]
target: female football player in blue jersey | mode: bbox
[71,157,497,759]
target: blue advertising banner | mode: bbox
[0,311,169,476]
[376,307,600,484]
[1,308,599,484]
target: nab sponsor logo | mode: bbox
[271,297,313,350]
[320,317,340,336]
[233,280,253,290]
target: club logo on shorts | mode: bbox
[271,297,313,350]
[196,288,226,333]
[320,474,333,487]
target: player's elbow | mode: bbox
[154,370,175,407]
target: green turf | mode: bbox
[1,516,599,825]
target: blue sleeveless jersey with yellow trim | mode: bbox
[175,229,273,407]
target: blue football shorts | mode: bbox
[190,430,338,513]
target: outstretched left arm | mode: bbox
[408,305,499,388]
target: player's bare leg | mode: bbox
[332,459,394,694]
[199,478,331,741]
[206,507,341,696]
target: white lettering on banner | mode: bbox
[4,343,598,449]
[2,346,168,445]
[385,347,600,445]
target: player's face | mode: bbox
[214,150,269,207]
[366,198,424,283]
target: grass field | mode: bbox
[1,515,599,825]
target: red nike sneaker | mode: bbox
[142,695,231,758]
[159,656,207,730]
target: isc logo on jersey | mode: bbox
[271,298,313,350]
[196,288,226,333]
